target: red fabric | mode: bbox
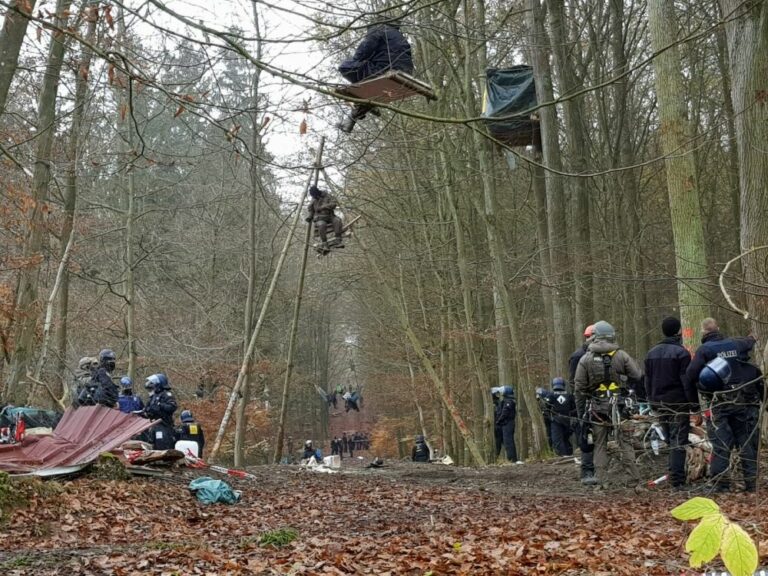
[0,406,155,474]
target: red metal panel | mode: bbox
[0,406,155,474]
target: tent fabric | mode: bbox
[188,476,241,504]
[0,406,155,474]
[0,406,62,429]
[482,65,540,147]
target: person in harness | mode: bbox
[176,410,205,458]
[72,356,98,407]
[337,17,414,133]
[143,373,178,450]
[117,376,144,414]
[544,377,576,456]
[685,317,762,492]
[574,321,643,488]
[412,434,430,462]
[306,185,344,253]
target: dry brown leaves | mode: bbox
[1,467,766,575]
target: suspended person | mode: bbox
[117,376,144,415]
[176,410,205,458]
[574,321,644,489]
[412,434,430,462]
[570,324,596,484]
[495,386,521,464]
[685,317,762,493]
[306,185,344,252]
[337,17,414,133]
[143,373,178,450]
[91,349,119,408]
[643,317,698,490]
[544,377,576,456]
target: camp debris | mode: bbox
[188,476,242,505]
[0,405,154,476]
[482,65,541,148]
[334,70,436,104]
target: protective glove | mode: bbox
[638,403,651,415]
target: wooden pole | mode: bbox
[272,137,325,463]
[209,137,325,460]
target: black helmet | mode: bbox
[551,377,566,391]
[99,349,116,371]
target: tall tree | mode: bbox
[5,0,73,403]
[0,0,36,115]
[648,0,709,348]
[718,0,768,345]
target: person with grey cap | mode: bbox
[574,321,643,488]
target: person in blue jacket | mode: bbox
[117,377,144,414]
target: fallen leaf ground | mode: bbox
[1,460,766,575]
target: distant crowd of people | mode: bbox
[70,350,205,457]
[330,431,370,457]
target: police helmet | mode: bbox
[490,386,503,397]
[154,373,170,390]
[698,357,731,393]
[592,321,616,342]
[501,385,515,397]
[551,377,566,391]
[180,410,194,423]
[415,434,424,443]
[305,440,313,448]
[120,376,133,389]
[99,349,116,363]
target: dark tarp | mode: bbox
[0,405,155,474]
[482,65,540,147]
[0,406,62,429]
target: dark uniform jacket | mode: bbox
[684,332,762,403]
[146,389,177,427]
[412,441,430,462]
[176,421,205,457]
[544,390,576,424]
[496,394,516,427]
[92,368,118,408]
[644,335,697,410]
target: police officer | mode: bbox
[546,377,576,456]
[412,434,430,462]
[574,321,643,488]
[176,410,205,458]
[117,377,144,414]
[570,325,596,483]
[495,386,521,464]
[643,316,697,489]
[92,349,119,408]
[535,386,554,450]
[144,374,177,450]
[302,440,321,463]
[685,318,762,492]
[491,387,504,460]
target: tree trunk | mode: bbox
[272,155,321,464]
[5,0,72,404]
[527,0,573,374]
[55,1,98,397]
[0,0,37,115]
[546,0,593,340]
[718,0,768,343]
[648,0,710,349]
[234,3,263,468]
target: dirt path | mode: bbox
[1,460,766,575]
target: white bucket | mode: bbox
[175,440,199,458]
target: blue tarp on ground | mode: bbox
[189,476,241,505]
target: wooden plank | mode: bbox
[336,70,437,103]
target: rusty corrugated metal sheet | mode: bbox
[0,405,155,474]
